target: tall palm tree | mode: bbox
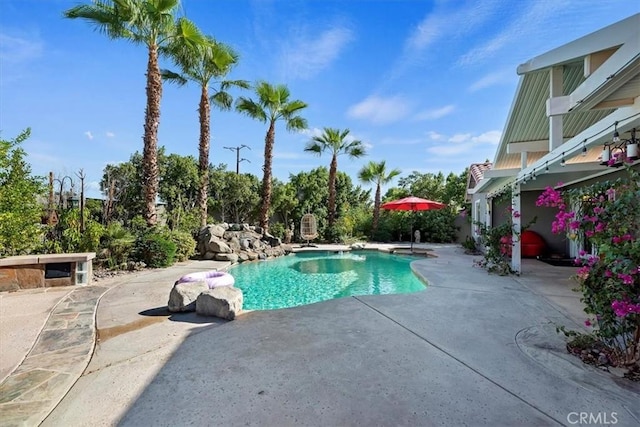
[358,160,401,238]
[305,128,366,228]
[162,36,249,228]
[235,82,308,231]
[65,0,207,227]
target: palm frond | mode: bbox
[211,91,233,110]
[235,97,267,122]
[347,144,366,159]
[160,69,188,86]
[220,79,250,91]
[304,141,324,156]
[64,4,128,39]
[282,99,307,116]
[173,17,206,48]
[286,115,308,131]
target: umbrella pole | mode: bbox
[411,209,415,253]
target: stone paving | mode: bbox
[0,285,108,426]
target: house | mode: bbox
[470,13,640,273]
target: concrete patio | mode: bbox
[1,244,639,426]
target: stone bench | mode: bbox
[0,253,95,292]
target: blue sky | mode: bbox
[1,0,638,199]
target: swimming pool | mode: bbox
[230,250,426,310]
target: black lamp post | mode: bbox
[52,175,74,209]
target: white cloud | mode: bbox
[347,95,411,125]
[473,130,501,145]
[468,70,513,92]
[406,14,445,52]
[413,105,455,121]
[449,133,472,144]
[280,25,354,80]
[426,130,502,155]
[106,131,115,138]
[427,131,445,141]
[0,33,43,63]
[84,131,94,140]
[457,1,569,66]
[300,127,323,138]
[405,1,503,53]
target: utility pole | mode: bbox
[224,144,251,174]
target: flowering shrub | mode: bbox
[475,189,534,275]
[537,167,640,370]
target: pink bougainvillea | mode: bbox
[538,171,639,368]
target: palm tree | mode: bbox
[65,0,207,227]
[235,82,308,231]
[162,36,249,228]
[358,160,401,238]
[305,128,366,228]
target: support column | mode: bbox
[511,183,522,274]
[549,66,564,151]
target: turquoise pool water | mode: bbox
[230,251,426,310]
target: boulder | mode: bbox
[196,287,243,320]
[350,242,366,250]
[238,252,249,262]
[250,239,263,250]
[247,251,259,261]
[168,281,209,312]
[263,232,281,247]
[228,236,242,253]
[201,251,216,260]
[209,224,226,238]
[240,238,251,250]
[215,253,239,263]
[207,239,232,254]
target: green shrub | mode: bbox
[168,230,196,262]
[415,209,458,243]
[133,230,176,268]
[0,129,47,256]
[99,222,135,269]
[59,208,105,253]
[269,222,286,240]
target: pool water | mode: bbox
[230,251,426,310]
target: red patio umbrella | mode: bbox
[381,196,447,251]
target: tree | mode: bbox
[219,172,260,224]
[159,153,199,230]
[358,160,401,238]
[207,165,260,224]
[0,129,46,256]
[65,0,208,227]
[101,151,147,225]
[235,81,308,231]
[398,171,446,201]
[305,127,366,228]
[443,169,469,209]
[163,36,249,228]
[271,180,299,228]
